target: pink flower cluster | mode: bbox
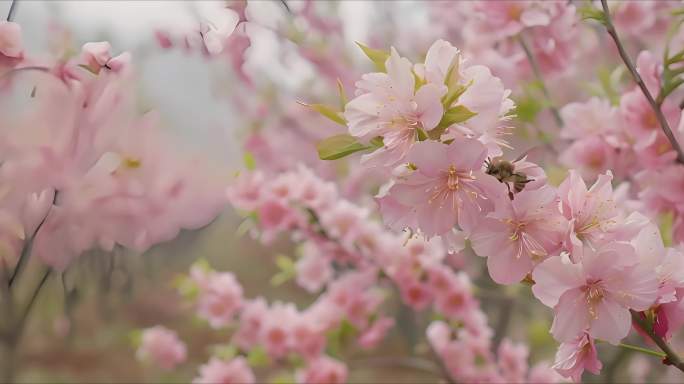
[221,165,555,383]
[339,35,684,381]
[0,26,227,271]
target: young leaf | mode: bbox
[298,102,347,126]
[355,41,389,72]
[442,80,472,109]
[439,105,477,128]
[247,346,271,367]
[317,134,371,160]
[243,151,256,170]
[579,6,606,25]
[428,105,477,140]
[336,78,348,109]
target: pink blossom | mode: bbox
[193,270,244,329]
[232,298,268,350]
[552,333,602,382]
[559,136,620,182]
[470,187,567,284]
[136,326,187,370]
[532,244,659,344]
[296,356,348,384]
[560,97,623,143]
[344,47,446,167]
[357,316,394,350]
[432,271,478,319]
[558,170,645,261]
[260,302,297,359]
[193,357,255,384]
[497,339,529,383]
[295,242,333,293]
[0,21,23,59]
[381,139,504,236]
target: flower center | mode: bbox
[583,280,605,320]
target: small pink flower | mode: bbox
[260,302,297,359]
[136,326,187,370]
[344,47,446,167]
[193,357,255,384]
[357,316,395,350]
[382,138,504,236]
[552,333,602,382]
[558,170,645,261]
[295,242,333,293]
[296,356,348,384]
[471,186,567,284]
[432,271,477,319]
[497,339,529,383]
[532,243,659,344]
[194,270,244,329]
[232,298,268,350]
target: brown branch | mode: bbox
[600,0,684,164]
[630,310,684,373]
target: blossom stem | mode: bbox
[600,0,684,165]
[6,0,17,22]
[617,343,666,359]
[630,310,684,372]
[518,34,564,128]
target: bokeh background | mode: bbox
[2,1,684,383]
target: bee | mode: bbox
[485,157,533,200]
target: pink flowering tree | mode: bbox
[4,0,684,383]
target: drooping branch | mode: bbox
[600,0,684,164]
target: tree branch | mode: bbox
[600,0,684,164]
[630,310,684,372]
[518,34,564,129]
[6,0,17,22]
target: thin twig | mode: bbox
[600,0,684,164]
[16,268,50,330]
[9,191,56,287]
[6,0,17,22]
[518,34,564,128]
[630,310,684,372]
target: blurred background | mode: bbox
[2,1,684,383]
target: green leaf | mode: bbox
[298,102,347,126]
[442,105,477,124]
[369,136,384,148]
[128,330,143,348]
[243,151,256,170]
[174,275,199,299]
[247,346,270,367]
[336,78,348,110]
[326,319,357,357]
[579,6,606,25]
[514,96,543,123]
[429,105,477,139]
[659,211,674,247]
[275,254,294,272]
[212,344,238,360]
[270,373,296,384]
[442,80,472,109]
[355,41,389,72]
[317,134,371,160]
